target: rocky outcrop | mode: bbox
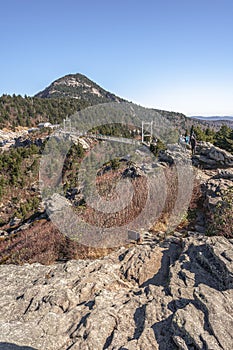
[158,144,192,166]
[0,129,28,150]
[68,135,91,150]
[192,142,233,169]
[202,168,233,237]
[122,165,143,178]
[0,235,232,350]
[204,168,233,212]
[14,136,45,148]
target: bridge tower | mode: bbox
[63,117,72,132]
[141,121,153,143]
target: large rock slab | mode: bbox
[0,235,233,349]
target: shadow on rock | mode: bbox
[0,344,37,350]
[141,242,182,289]
[133,304,146,340]
[152,315,177,350]
[182,243,233,291]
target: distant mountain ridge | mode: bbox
[35,73,124,104]
[191,116,233,121]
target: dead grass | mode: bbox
[0,220,113,265]
[151,166,203,233]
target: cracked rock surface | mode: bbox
[0,235,233,350]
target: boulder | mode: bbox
[158,145,192,166]
[122,165,143,178]
[203,169,233,214]
[9,216,21,227]
[44,193,72,215]
[69,135,90,150]
[193,142,233,169]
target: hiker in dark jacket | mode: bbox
[190,135,196,155]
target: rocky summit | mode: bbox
[0,234,232,350]
[35,73,123,103]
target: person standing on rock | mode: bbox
[191,134,197,155]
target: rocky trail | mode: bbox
[0,234,232,350]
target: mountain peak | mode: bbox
[35,73,123,103]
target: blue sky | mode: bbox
[1,0,233,115]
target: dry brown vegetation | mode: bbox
[80,176,148,228]
[151,165,203,232]
[2,156,230,266]
[0,220,113,265]
[150,166,180,232]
